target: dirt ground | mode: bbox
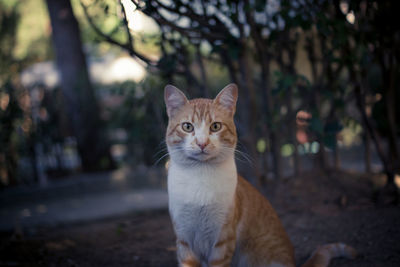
[1,170,399,267]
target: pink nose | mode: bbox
[197,142,208,151]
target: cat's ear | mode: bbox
[214,83,238,114]
[164,85,188,117]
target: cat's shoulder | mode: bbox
[235,175,275,212]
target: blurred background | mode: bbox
[0,0,400,266]
[1,0,399,187]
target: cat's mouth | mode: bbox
[187,151,216,162]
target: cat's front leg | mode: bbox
[177,239,200,267]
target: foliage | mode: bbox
[1,0,399,186]
[99,75,168,165]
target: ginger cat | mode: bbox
[164,84,356,267]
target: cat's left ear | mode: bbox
[214,83,238,115]
[164,85,188,117]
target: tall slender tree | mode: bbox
[45,0,114,171]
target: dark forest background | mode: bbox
[1,0,399,199]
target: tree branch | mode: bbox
[80,0,156,66]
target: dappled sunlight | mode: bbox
[346,11,355,24]
[0,93,10,111]
[89,54,147,83]
[21,55,146,88]
[395,174,400,189]
[298,141,320,155]
[21,62,59,88]
[110,144,127,163]
[370,173,400,190]
[340,1,355,24]
[107,56,146,83]
[121,0,159,33]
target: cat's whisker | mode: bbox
[233,146,254,163]
[219,148,246,164]
[153,152,170,166]
[154,147,189,166]
[156,139,167,147]
[219,145,254,166]
[153,147,169,158]
[233,155,248,164]
[153,141,168,158]
[234,149,254,165]
[235,142,254,158]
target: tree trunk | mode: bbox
[364,130,372,173]
[286,37,301,176]
[46,0,114,171]
[333,145,340,171]
[196,45,209,98]
[305,32,327,171]
[246,10,282,180]
[355,84,396,181]
[237,45,261,180]
[219,49,239,85]
[259,62,277,180]
[381,57,399,172]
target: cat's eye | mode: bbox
[181,122,194,133]
[210,122,222,132]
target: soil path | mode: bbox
[1,171,399,267]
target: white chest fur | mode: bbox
[168,158,237,258]
[168,158,237,207]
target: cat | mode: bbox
[164,83,357,267]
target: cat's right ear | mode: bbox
[164,85,188,117]
[214,83,238,115]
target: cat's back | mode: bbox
[233,176,295,267]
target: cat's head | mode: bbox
[164,84,238,166]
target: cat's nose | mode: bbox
[196,140,209,151]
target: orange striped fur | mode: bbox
[164,84,356,267]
